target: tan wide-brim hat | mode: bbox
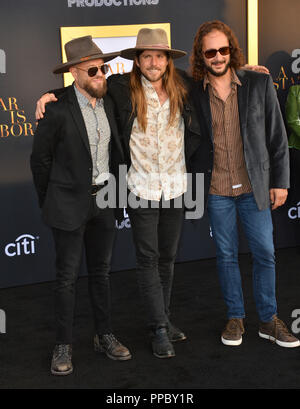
[53,35,120,74]
[121,28,187,60]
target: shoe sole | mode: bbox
[221,336,242,346]
[153,352,176,359]
[51,367,73,376]
[170,335,187,343]
[95,346,132,361]
[258,332,300,348]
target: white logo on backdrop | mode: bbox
[291,309,300,334]
[288,202,300,220]
[68,0,159,7]
[93,36,136,75]
[116,208,131,230]
[0,310,6,334]
[0,49,6,74]
[291,49,300,74]
[4,234,39,257]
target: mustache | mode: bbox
[91,75,105,80]
[147,66,161,70]
[212,60,226,65]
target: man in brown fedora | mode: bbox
[31,35,131,376]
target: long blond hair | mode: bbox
[130,52,187,132]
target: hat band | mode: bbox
[137,43,171,50]
[79,53,101,62]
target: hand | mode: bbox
[35,93,57,120]
[243,64,270,75]
[269,188,288,210]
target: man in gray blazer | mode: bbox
[189,20,299,348]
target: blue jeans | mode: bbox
[207,193,277,322]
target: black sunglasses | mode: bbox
[203,46,232,59]
[76,64,109,77]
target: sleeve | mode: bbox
[286,86,300,138]
[264,74,290,188]
[30,105,60,207]
[48,87,67,98]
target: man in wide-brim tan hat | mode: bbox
[31,35,132,376]
[120,27,186,60]
[107,28,201,359]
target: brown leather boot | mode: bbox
[94,334,132,360]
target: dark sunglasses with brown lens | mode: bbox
[203,46,232,59]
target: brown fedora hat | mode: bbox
[120,28,187,60]
[53,35,120,74]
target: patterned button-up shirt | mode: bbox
[74,84,111,185]
[204,70,252,196]
[127,75,187,201]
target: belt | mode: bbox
[91,181,108,196]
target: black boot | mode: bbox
[151,327,175,358]
[51,344,73,376]
[167,321,187,342]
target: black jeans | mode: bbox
[52,196,116,344]
[128,195,184,330]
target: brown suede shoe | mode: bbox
[221,318,245,346]
[94,334,132,360]
[259,315,300,348]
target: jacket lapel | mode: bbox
[197,81,213,142]
[236,70,249,142]
[103,94,123,155]
[67,86,91,155]
[183,102,201,161]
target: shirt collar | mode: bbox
[141,75,156,92]
[203,68,242,90]
[74,83,104,109]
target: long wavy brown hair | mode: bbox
[190,20,245,82]
[130,51,187,133]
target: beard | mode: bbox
[84,78,107,99]
[205,60,231,77]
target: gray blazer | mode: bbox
[190,69,290,211]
